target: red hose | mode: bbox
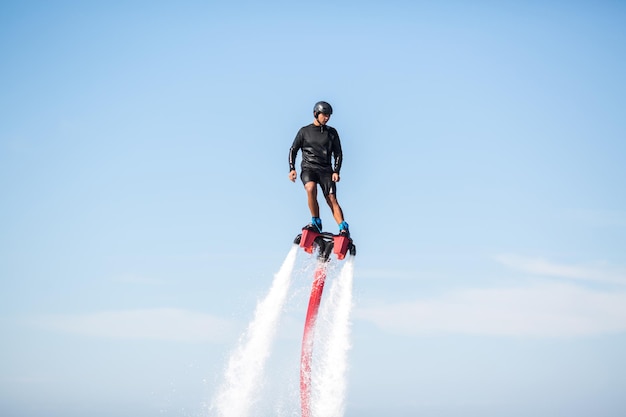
[300,262,327,417]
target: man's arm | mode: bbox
[332,129,343,174]
[288,129,302,182]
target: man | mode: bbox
[288,101,350,236]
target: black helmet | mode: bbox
[313,101,333,117]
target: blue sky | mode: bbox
[1,1,626,416]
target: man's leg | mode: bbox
[325,193,345,224]
[304,181,320,217]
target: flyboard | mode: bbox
[293,226,356,417]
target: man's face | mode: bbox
[317,113,331,125]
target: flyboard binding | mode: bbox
[294,226,356,262]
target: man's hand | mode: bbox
[289,170,297,182]
[332,172,340,182]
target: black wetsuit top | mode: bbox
[288,123,343,174]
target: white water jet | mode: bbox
[213,246,299,417]
[313,258,355,417]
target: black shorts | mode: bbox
[301,169,336,197]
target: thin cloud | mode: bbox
[355,283,626,338]
[496,254,626,285]
[35,308,236,342]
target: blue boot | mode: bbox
[307,217,323,233]
[339,221,350,237]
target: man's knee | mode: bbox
[304,182,317,194]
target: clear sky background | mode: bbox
[1,1,626,416]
